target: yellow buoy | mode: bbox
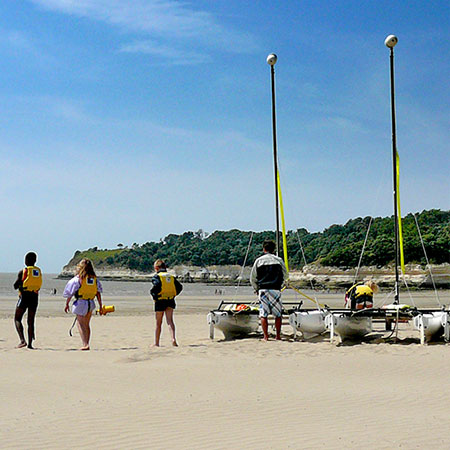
[96,305,115,315]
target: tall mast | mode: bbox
[385,35,400,304]
[267,53,280,256]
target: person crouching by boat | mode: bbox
[63,259,104,350]
[13,252,42,349]
[344,280,379,310]
[250,240,288,341]
[150,259,183,347]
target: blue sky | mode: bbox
[1,0,448,273]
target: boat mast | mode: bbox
[267,53,280,256]
[385,35,400,304]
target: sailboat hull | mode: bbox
[289,310,328,339]
[207,311,260,340]
[412,311,448,344]
[325,313,372,343]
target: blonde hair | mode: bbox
[76,259,96,280]
[154,259,166,270]
[366,280,379,294]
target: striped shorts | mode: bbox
[258,289,283,318]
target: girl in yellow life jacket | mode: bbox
[150,259,183,347]
[63,259,103,350]
[345,280,379,309]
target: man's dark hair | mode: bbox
[25,252,37,266]
[262,240,276,254]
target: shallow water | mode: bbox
[1,273,448,318]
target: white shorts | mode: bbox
[72,299,95,316]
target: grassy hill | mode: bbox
[64,209,449,273]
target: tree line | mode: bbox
[69,209,449,272]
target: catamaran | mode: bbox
[208,53,303,340]
[321,35,449,344]
[210,39,449,343]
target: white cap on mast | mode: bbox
[384,35,398,48]
[266,53,277,65]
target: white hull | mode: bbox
[207,311,259,340]
[289,310,328,339]
[413,311,449,344]
[325,313,372,343]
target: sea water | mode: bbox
[0,273,448,318]
[0,273,257,317]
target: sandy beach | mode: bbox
[2,276,450,449]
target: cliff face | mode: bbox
[59,263,450,288]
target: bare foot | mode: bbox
[275,337,282,341]
[17,341,27,348]
[152,344,160,347]
[172,341,178,347]
[27,344,34,349]
[80,346,90,351]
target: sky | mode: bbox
[0,0,448,273]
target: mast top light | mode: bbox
[267,53,277,65]
[385,35,398,48]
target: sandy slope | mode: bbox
[1,314,450,449]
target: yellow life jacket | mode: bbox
[345,283,374,309]
[157,272,177,300]
[353,284,374,299]
[22,266,42,292]
[77,276,98,300]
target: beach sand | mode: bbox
[2,303,450,449]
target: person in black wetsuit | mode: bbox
[13,252,42,349]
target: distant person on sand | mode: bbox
[344,280,379,309]
[250,240,288,341]
[63,259,104,350]
[13,252,42,349]
[150,259,183,347]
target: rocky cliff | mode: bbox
[59,263,450,289]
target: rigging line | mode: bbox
[354,216,373,283]
[295,230,316,292]
[401,273,416,308]
[413,212,442,306]
[373,289,395,308]
[277,171,289,272]
[384,319,399,341]
[275,158,320,309]
[353,165,388,283]
[275,155,289,271]
[283,283,324,308]
[232,232,254,302]
[395,306,400,341]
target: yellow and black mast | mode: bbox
[267,53,281,257]
[385,34,405,304]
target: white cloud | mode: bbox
[0,26,63,72]
[30,0,259,56]
[31,0,214,35]
[0,29,30,49]
[119,39,211,65]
